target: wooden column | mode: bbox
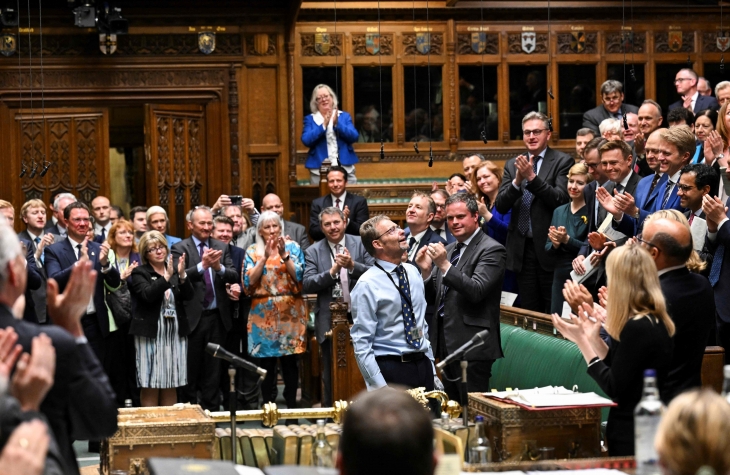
[329,300,366,403]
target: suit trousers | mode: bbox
[258,354,299,409]
[183,309,226,412]
[376,355,439,415]
[82,313,105,362]
[516,239,554,314]
[717,315,730,365]
[442,359,494,404]
[220,299,259,410]
[103,328,130,407]
[320,339,333,408]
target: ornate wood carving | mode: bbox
[556,32,597,54]
[448,35,457,146]
[351,34,393,55]
[655,32,693,53]
[0,69,226,90]
[703,31,730,53]
[507,33,548,54]
[287,40,297,183]
[9,34,242,57]
[228,66,240,195]
[18,110,107,205]
[244,34,277,56]
[605,32,646,54]
[456,33,498,55]
[251,156,277,209]
[300,33,343,56]
[402,33,443,55]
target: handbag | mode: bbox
[106,279,132,326]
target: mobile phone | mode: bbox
[229,195,243,205]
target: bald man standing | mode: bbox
[639,216,715,402]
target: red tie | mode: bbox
[335,198,341,209]
[689,214,694,225]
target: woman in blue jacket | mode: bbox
[301,84,359,184]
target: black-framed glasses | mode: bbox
[374,225,401,241]
[523,129,546,137]
[146,246,166,254]
[675,183,696,193]
[636,234,660,251]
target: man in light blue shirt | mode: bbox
[350,215,442,392]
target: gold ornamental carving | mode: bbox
[352,34,393,56]
[245,34,277,56]
[655,31,693,53]
[457,33,498,55]
[300,33,343,56]
[403,33,443,55]
[605,31,645,54]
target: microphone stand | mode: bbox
[228,365,237,464]
[460,360,469,435]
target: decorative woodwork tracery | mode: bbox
[556,32,597,54]
[229,66,241,194]
[605,32,646,54]
[351,34,393,55]
[655,32,693,53]
[244,34,277,56]
[703,31,730,53]
[456,33,499,55]
[250,157,277,209]
[300,33,343,56]
[507,33,548,54]
[402,33,444,55]
[0,69,226,90]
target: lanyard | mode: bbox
[373,262,413,310]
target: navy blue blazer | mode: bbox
[309,193,370,241]
[301,111,359,169]
[708,197,730,323]
[44,238,121,338]
[669,94,720,113]
[405,227,447,263]
[614,173,669,237]
[21,239,42,324]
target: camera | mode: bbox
[229,195,243,206]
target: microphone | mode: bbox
[436,329,489,370]
[205,343,267,379]
[39,161,51,177]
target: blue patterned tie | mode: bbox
[517,157,539,236]
[34,236,44,264]
[709,244,724,287]
[437,243,464,318]
[396,265,421,349]
[661,181,674,209]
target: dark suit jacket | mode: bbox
[423,230,506,361]
[19,231,60,323]
[494,147,574,273]
[171,237,239,332]
[0,304,118,474]
[708,198,730,323]
[21,239,42,324]
[405,227,447,262]
[302,235,374,343]
[582,103,639,135]
[431,224,456,244]
[44,239,121,337]
[669,94,720,113]
[228,243,249,332]
[129,264,194,339]
[43,222,66,237]
[660,267,716,401]
[309,193,370,241]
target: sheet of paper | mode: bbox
[597,214,626,242]
[570,251,598,284]
[690,216,708,252]
[483,386,615,407]
[501,291,518,307]
[435,454,462,475]
[561,301,573,320]
[527,470,628,475]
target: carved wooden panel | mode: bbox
[250,157,277,209]
[556,32,597,54]
[456,33,498,55]
[229,66,241,195]
[605,31,646,54]
[403,33,444,55]
[145,104,206,238]
[655,31,694,53]
[246,68,279,145]
[16,109,109,206]
[703,31,730,53]
[10,34,242,57]
[300,33,343,56]
[351,34,393,55]
[507,33,548,54]
[244,34,278,56]
[0,69,226,89]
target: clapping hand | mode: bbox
[478,197,492,221]
[11,333,55,412]
[597,286,609,309]
[47,260,97,338]
[276,236,287,257]
[587,232,607,251]
[596,187,621,219]
[612,190,637,216]
[415,245,432,275]
[164,255,173,282]
[99,241,111,267]
[590,241,616,266]
[426,242,448,271]
[562,280,594,314]
[334,247,353,271]
[202,249,222,271]
[331,108,339,127]
[120,261,139,280]
[548,226,568,248]
[343,205,351,222]
[0,328,22,383]
[703,195,729,233]
[264,237,277,258]
[78,239,89,262]
[634,131,646,155]
[0,419,50,475]
[34,234,54,260]
[177,252,186,279]
[514,154,536,182]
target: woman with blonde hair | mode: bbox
[545,162,592,314]
[552,243,674,456]
[655,389,730,475]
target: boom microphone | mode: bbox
[436,329,489,370]
[205,343,267,379]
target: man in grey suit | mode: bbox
[582,80,639,136]
[19,198,59,323]
[416,193,506,401]
[171,206,239,411]
[303,206,374,406]
[238,193,310,252]
[495,111,574,313]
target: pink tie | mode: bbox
[335,244,351,306]
[689,214,694,225]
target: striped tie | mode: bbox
[437,243,464,318]
[709,244,724,287]
[661,181,674,209]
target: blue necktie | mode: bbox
[437,243,464,318]
[396,265,421,349]
[34,236,44,264]
[709,244,724,287]
[661,181,675,209]
[517,157,539,236]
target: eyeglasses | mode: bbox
[674,78,693,84]
[69,217,90,224]
[146,246,166,254]
[434,204,446,210]
[602,95,622,103]
[523,129,546,137]
[636,234,660,251]
[374,225,401,241]
[675,183,696,192]
[315,95,331,103]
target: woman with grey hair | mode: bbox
[242,211,306,412]
[301,84,359,185]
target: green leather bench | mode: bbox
[491,323,610,421]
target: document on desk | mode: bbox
[527,470,627,475]
[486,386,615,408]
[689,216,707,252]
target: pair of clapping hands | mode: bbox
[550,280,609,344]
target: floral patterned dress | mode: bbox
[243,241,307,358]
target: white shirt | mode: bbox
[330,191,348,211]
[327,237,347,265]
[406,229,428,262]
[616,170,634,192]
[67,236,96,314]
[94,222,112,237]
[689,91,699,111]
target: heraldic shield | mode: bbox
[718,32,730,52]
[198,31,216,55]
[669,31,682,52]
[366,33,380,55]
[1,33,16,57]
[522,32,536,54]
[416,32,430,54]
[471,32,486,54]
[315,33,331,55]
[570,32,586,53]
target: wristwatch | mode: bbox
[715,153,725,162]
[281,253,290,263]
